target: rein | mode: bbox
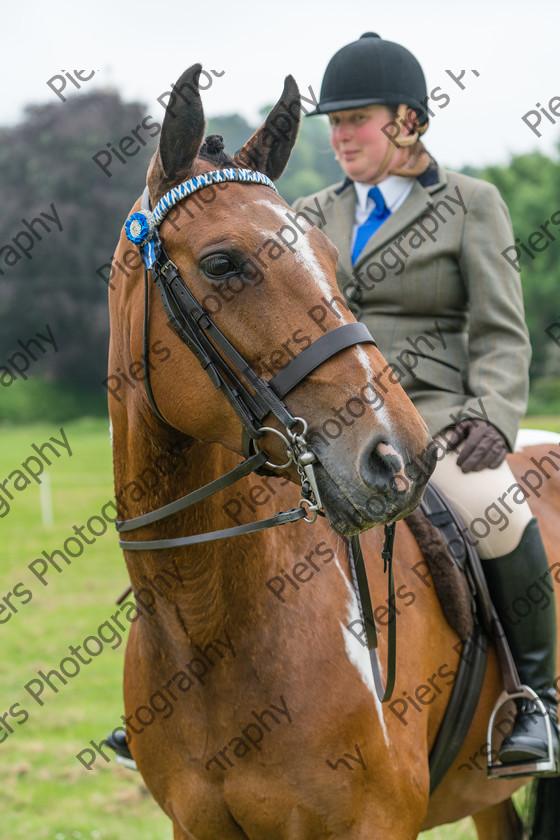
[116,167,396,701]
[350,527,396,702]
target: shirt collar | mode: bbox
[354,174,415,212]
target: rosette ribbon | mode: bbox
[125,210,161,269]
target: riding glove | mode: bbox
[445,419,508,473]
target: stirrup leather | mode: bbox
[487,685,558,779]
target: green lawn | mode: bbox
[1,419,170,840]
[521,415,560,434]
[2,416,557,839]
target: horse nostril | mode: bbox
[376,442,404,476]
[359,440,417,494]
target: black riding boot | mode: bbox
[482,517,559,774]
[106,729,137,770]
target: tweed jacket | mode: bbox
[292,163,531,451]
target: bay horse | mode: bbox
[107,65,560,839]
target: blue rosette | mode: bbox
[125,211,155,245]
[125,210,160,269]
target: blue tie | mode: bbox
[351,186,391,265]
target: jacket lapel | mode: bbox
[353,164,449,269]
[325,182,356,277]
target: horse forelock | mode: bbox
[198,145,235,168]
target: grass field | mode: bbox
[2,416,558,839]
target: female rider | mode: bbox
[293,31,559,777]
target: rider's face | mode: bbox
[329,105,401,184]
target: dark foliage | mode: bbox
[0,91,158,391]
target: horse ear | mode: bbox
[234,76,300,180]
[147,63,206,200]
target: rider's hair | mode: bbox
[388,106,432,178]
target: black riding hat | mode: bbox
[309,32,428,124]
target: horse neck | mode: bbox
[112,416,296,645]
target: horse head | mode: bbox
[108,64,436,534]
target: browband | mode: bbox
[151,168,278,226]
[125,169,278,269]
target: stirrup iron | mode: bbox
[487,685,558,779]
[114,754,138,771]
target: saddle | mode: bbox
[412,482,555,792]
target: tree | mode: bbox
[0,91,159,390]
[475,152,560,379]
[207,108,341,204]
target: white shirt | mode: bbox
[351,175,415,250]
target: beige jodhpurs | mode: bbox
[429,434,533,559]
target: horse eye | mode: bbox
[201,255,239,278]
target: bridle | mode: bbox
[115,166,396,701]
[118,167,377,529]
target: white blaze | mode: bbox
[334,555,390,746]
[256,199,394,442]
[354,344,394,442]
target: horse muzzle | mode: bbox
[312,434,437,534]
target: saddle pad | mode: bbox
[417,482,490,794]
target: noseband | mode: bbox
[116,167,396,702]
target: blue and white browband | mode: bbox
[125,168,279,269]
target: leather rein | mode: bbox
[115,167,397,701]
